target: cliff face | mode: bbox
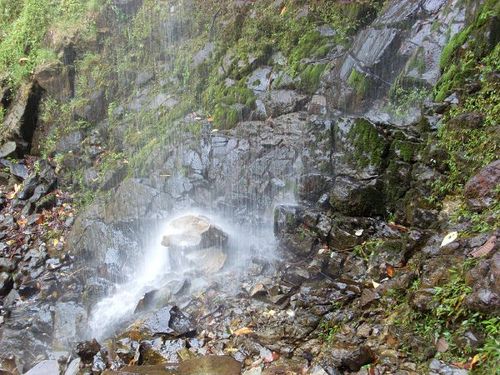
[0,0,498,374]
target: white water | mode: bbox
[87,209,279,340]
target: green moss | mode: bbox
[347,118,386,168]
[440,25,472,69]
[298,64,327,95]
[347,68,370,97]
[392,140,419,163]
[213,104,240,129]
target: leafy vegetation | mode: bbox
[388,260,500,373]
[0,0,100,89]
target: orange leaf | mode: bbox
[233,327,253,336]
[386,264,395,278]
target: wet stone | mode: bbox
[76,339,101,363]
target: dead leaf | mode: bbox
[233,327,253,336]
[470,236,496,258]
[388,222,409,232]
[280,6,287,16]
[17,217,27,227]
[441,231,458,247]
[386,264,395,278]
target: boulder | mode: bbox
[33,62,73,101]
[464,160,500,211]
[0,82,44,154]
[161,215,228,251]
[142,305,195,337]
[261,90,308,118]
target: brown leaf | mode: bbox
[386,264,395,278]
[470,236,496,258]
[388,222,409,232]
[233,327,253,336]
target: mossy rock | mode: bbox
[298,63,327,95]
[391,140,421,163]
[347,118,387,169]
[347,68,370,98]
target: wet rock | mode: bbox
[429,359,468,375]
[0,141,17,158]
[464,160,500,211]
[0,272,13,296]
[56,131,83,153]
[465,251,500,314]
[104,178,159,223]
[330,346,376,372]
[24,360,59,375]
[0,257,16,272]
[53,302,87,347]
[261,90,307,118]
[76,339,101,364]
[74,89,107,123]
[178,355,241,375]
[161,215,228,251]
[0,82,43,155]
[329,177,385,217]
[143,306,195,337]
[359,288,379,307]
[33,61,74,101]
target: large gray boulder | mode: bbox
[161,215,229,273]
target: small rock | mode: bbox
[0,142,16,158]
[76,339,101,363]
[429,359,468,375]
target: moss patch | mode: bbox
[347,118,386,168]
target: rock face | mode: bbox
[0,82,44,155]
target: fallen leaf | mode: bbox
[280,6,287,16]
[386,264,395,278]
[470,236,496,258]
[17,217,27,227]
[207,117,214,122]
[371,280,381,289]
[233,327,253,336]
[388,222,409,232]
[355,229,364,236]
[52,238,59,247]
[441,231,458,247]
